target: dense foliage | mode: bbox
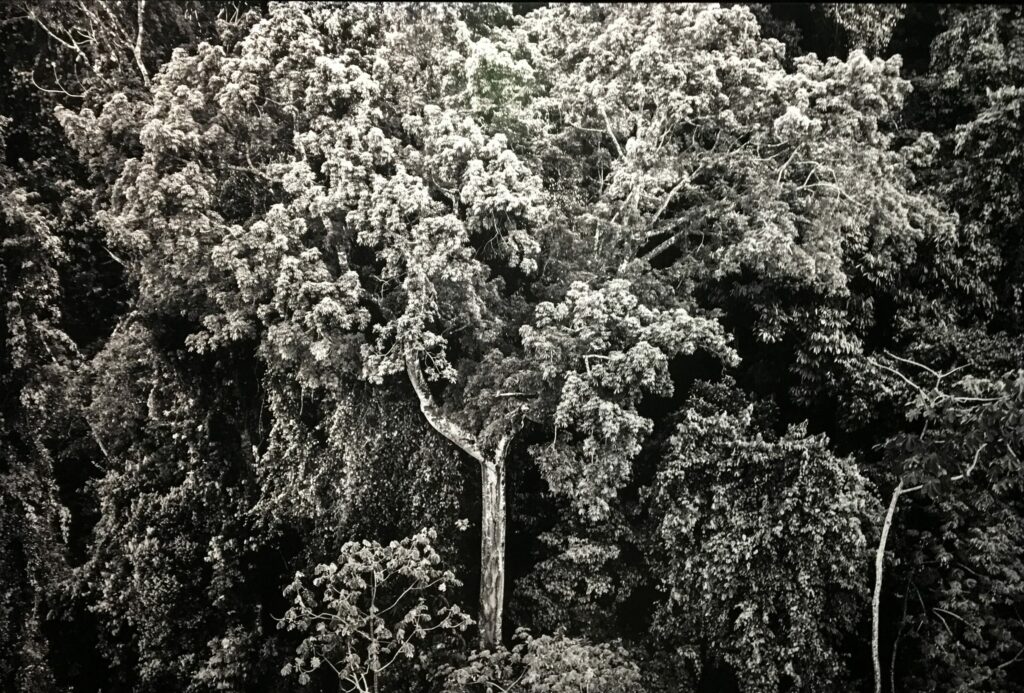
[1,3,1022,692]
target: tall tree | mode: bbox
[84,2,959,655]
[7,3,1023,690]
[89,3,737,649]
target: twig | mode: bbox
[996,646,1024,670]
[28,9,92,68]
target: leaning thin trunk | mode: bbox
[874,479,904,693]
[871,448,984,693]
[478,456,506,649]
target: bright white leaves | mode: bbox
[525,3,958,413]
[103,3,550,397]
[773,105,822,143]
[531,3,949,304]
[400,107,545,275]
[96,2,945,523]
[280,528,471,690]
[460,144,543,274]
[824,4,907,54]
[442,629,644,693]
[522,279,736,519]
[461,30,543,140]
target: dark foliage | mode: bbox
[1,4,1022,692]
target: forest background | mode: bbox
[2,3,1023,692]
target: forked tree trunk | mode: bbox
[405,353,512,650]
[478,456,506,649]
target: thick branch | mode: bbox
[494,433,513,466]
[641,221,705,262]
[642,224,686,261]
[405,351,484,462]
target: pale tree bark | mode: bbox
[134,0,150,86]
[872,445,984,693]
[873,479,903,693]
[479,435,511,648]
[406,352,511,649]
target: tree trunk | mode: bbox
[874,479,904,693]
[871,448,983,693]
[478,455,506,649]
[404,354,514,651]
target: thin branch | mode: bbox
[776,146,800,185]
[870,354,1005,406]
[933,609,954,637]
[649,176,689,228]
[28,10,91,68]
[883,350,943,379]
[996,646,1024,670]
[0,14,31,28]
[932,607,973,630]
[900,444,987,495]
[29,70,85,99]
[104,245,127,267]
[374,577,443,619]
[870,356,928,396]
[224,163,275,181]
[599,105,624,158]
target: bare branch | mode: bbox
[932,607,973,630]
[776,146,800,185]
[874,441,988,692]
[104,245,127,267]
[28,9,92,68]
[641,217,704,262]
[599,105,624,158]
[897,444,986,496]
[0,15,30,28]
[29,69,85,99]
[883,350,942,380]
[649,176,689,228]
[869,356,926,395]
[997,646,1024,671]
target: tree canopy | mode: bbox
[1,3,1023,692]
